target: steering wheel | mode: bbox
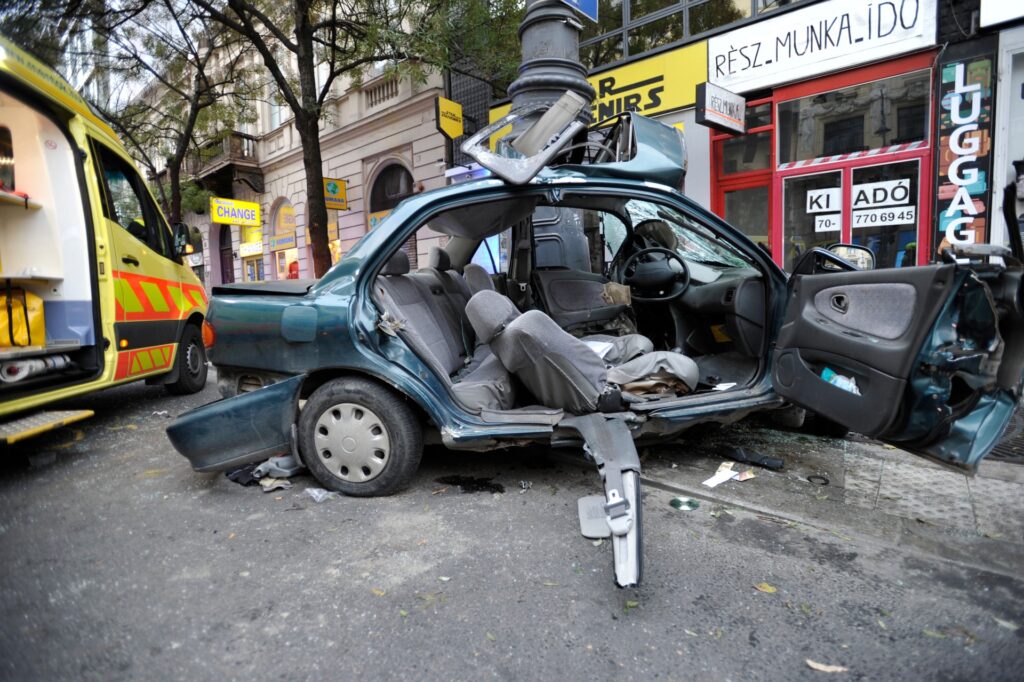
[617,247,690,303]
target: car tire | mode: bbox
[771,404,806,429]
[165,324,208,395]
[299,377,422,497]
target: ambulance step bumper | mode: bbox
[0,410,94,444]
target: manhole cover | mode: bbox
[991,407,1024,464]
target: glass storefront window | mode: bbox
[850,161,919,269]
[243,255,265,282]
[722,131,771,174]
[627,13,683,54]
[582,34,624,71]
[630,0,677,20]
[746,102,771,129]
[778,70,930,164]
[724,185,770,248]
[581,0,624,41]
[274,247,300,279]
[689,0,751,36]
[782,171,841,271]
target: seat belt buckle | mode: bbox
[604,489,632,536]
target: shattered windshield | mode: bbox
[625,200,752,268]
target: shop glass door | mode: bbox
[781,171,842,271]
[850,161,920,268]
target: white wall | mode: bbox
[654,108,711,210]
[992,26,1024,248]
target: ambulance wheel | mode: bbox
[166,324,208,395]
[299,377,423,497]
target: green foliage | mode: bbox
[180,181,215,215]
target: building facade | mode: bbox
[184,67,450,290]
[488,0,1024,271]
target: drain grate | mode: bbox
[991,407,1024,463]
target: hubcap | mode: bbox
[313,402,391,483]
[185,341,204,377]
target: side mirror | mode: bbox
[174,223,203,258]
[827,243,875,271]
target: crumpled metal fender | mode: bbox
[166,374,304,472]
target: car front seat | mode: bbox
[466,290,698,414]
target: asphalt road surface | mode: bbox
[0,377,1021,680]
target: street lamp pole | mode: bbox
[507,0,595,122]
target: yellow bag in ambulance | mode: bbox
[1,285,45,348]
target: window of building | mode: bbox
[370,164,416,265]
[580,0,801,70]
[777,70,931,164]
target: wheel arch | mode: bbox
[299,366,432,426]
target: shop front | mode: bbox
[706,0,941,270]
[270,199,299,279]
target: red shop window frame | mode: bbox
[770,51,938,267]
[710,96,775,219]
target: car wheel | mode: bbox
[299,377,423,497]
[165,324,208,395]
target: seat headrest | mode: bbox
[381,250,410,276]
[635,219,678,251]
[427,246,451,271]
[465,290,520,344]
[463,263,496,294]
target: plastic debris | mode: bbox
[519,480,532,494]
[754,582,777,594]
[151,410,170,417]
[805,659,848,673]
[624,600,639,610]
[736,469,756,482]
[994,616,1020,631]
[592,539,604,547]
[438,576,451,582]
[702,462,738,488]
[371,588,386,597]
[254,454,305,479]
[712,382,737,391]
[670,496,699,511]
[820,367,861,395]
[305,487,340,503]
[726,447,784,470]
[260,477,292,493]
[485,632,496,642]
[399,609,409,617]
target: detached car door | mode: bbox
[772,255,1024,471]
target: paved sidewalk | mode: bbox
[639,420,1024,577]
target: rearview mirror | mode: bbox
[827,243,874,271]
[174,223,204,257]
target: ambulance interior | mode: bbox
[0,87,100,397]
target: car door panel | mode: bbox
[773,263,1018,470]
[532,269,628,330]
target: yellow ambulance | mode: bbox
[0,36,208,443]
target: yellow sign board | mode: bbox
[367,210,391,231]
[210,197,261,227]
[435,96,465,140]
[323,178,348,210]
[489,41,707,146]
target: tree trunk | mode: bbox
[167,158,182,226]
[296,114,332,277]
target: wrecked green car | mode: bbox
[168,101,1024,588]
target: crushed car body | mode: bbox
[168,100,1024,589]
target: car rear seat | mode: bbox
[374,249,515,411]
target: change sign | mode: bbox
[210,197,260,227]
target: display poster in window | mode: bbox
[933,38,996,258]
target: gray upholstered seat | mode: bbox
[466,290,699,414]
[463,263,496,295]
[374,250,515,411]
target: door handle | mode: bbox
[830,293,849,314]
[121,255,140,267]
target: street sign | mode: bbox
[435,96,464,140]
[695,82,745,134]
[323,177,348,210]
[210,197,260,226]
[560,0,597,23]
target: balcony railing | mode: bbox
[187,131,259,178]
